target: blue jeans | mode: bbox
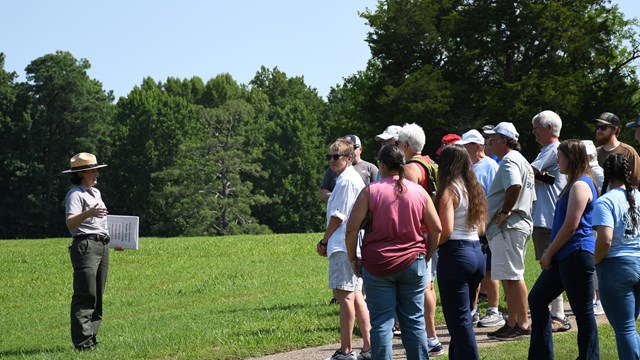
[362,256,428,360]
[528,250,599,360]
[597,256,640,360]
[436,240,485,360]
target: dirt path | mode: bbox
[247,306,610,360]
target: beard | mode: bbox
[595,131,614,146]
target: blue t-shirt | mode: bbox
[551,175,597,260]
[473,156,499,196]
[592,188,640,259]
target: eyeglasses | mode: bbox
[326,154,345,161]
[596,125,611,131]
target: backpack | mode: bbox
[407,156,438,197]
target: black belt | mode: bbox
[73,234,110,244]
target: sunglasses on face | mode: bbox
[326,154,345,161]
[596,125,611,131]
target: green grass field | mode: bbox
[0,234,624,359]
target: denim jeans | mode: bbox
[528,250,599,360]
[597,256,640,360]
[362,256,428,360]
[436,240,485,360]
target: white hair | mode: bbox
[398,123,426,153]
[532,110,562,137]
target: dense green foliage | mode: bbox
[2,0,640,237]
[0,235,623,359]
[337,0,640,160]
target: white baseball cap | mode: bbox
[581,140,596,156]
[483,122,519,141]
[456,129,485,145]
[375,125,402,141]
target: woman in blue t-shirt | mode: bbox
[593,153,640,360]
[528,139,600,360]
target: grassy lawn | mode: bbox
[0,234,625,359]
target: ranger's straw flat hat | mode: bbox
[61,152,108,174]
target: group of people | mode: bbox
[317,111,640,360]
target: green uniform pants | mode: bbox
[69,237,109,349]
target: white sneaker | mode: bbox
[357,349,371,360]
[594,301,605,316]
[478,310,506,327]
[325,349,357,360]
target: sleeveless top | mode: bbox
[362,177,428,277]
[551,175,598,260]
[450,182,479,241]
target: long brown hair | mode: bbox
[435,144,487,228]
[558,139,598,198]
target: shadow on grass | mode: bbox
[0,345,69,357]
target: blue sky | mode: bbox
[1,0,638,99]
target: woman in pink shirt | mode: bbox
[346,144,442,360]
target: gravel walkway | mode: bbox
[247,305,610,360]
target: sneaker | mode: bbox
[325,349,356,360]
[393,323,401,336]
[472,312,480,326]
[428,342,444,357]
[479,310,506,328]
[594,301,605,316]
[494,325,531,341]
[357,349,371,360]
[487,324,512,339]
[551,316,572,332]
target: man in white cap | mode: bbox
[594,111,640,186]
[529,110,571,332]
[457,129,503,328]
[484,122,536,340]
[582,139,606,317]
[582,140,604,191]
[375,125,402,146]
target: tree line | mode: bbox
[1,0,640,238]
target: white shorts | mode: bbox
[489,229,529,281]
[328,251,363,291]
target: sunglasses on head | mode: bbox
[326,154,345,161]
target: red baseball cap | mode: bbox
[436,134,461,156]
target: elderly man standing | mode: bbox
[530,110,571,333]
[484,122,536,341]
[398,123,443,356]
[594,112,640,186]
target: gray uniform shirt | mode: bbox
[65,184,109,237]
